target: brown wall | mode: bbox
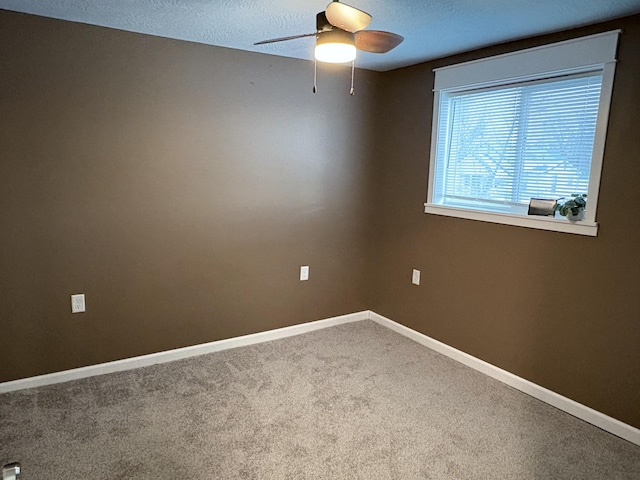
[2,8,638,431]
[371,15,640,429]
[0,10,379,381]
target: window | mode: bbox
[425,31,620,236]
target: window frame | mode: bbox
[425,31,621,236]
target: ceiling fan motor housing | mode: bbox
[316,28,355,46]
[316,11,333,32]
[316,11,355,46]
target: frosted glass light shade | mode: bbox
[315,29,356,63]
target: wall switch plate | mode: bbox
[412,269,421,285]
[300,265,309,281]
[71,294,86,313]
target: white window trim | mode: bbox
[425,30,621,237]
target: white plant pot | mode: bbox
[566,210,585,221]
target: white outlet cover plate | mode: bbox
[412,269,420,285]
[300,266,309,281]
[71,294,86,313]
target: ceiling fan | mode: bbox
[254,1,404,94]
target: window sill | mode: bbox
[424,203,598,236]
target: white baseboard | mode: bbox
[0,310,368,394]
[2,309,637,447]
[369,311,640,447]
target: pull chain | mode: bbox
[313,57,318,93]
[313,59,355,95]
[349,60,355,95]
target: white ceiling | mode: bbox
[2,0,640,71]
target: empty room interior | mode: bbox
[1,0,640,478]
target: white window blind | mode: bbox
[425,30,620,236]
[433,73,603,213]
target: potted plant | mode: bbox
[556,194,587,220]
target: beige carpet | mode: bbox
[1,320,639,479]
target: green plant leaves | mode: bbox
[555,193,587,218]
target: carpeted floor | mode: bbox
[1,320,639,479]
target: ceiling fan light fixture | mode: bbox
[315,29,356,63]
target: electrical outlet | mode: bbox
[2,463,20,480]
[412,269,421,285]
[71,294,86,313]
[300,265,309,281]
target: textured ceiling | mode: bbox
[2,0,640,71]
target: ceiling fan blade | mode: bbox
[325,1,371,33]
[355,30,404,53]
[254,33,316,46]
